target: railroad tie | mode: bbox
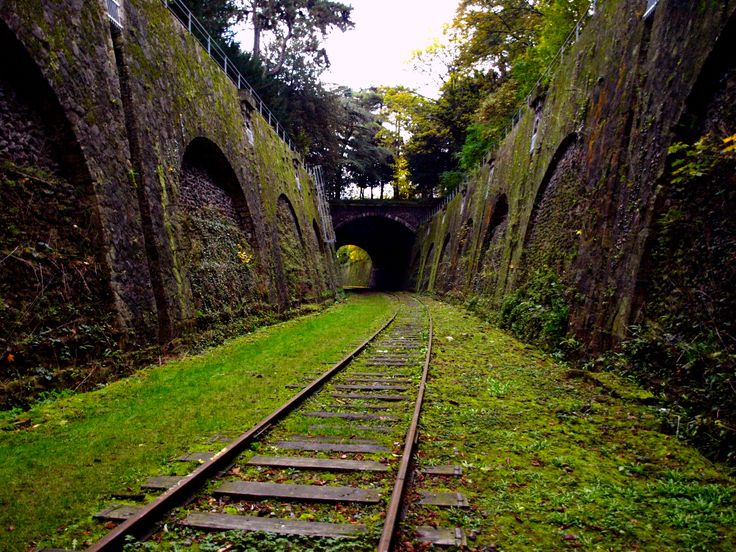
[94,505,142,521]
[177,451,215,462]
[214,481,381,504]
[285,435,379,444]
[332,384,408,391]
[275,440,389,453]
[304,411,397,421]
[247,455,389,472]
[416,526,468,547]
[307,424,388,433]
[331,393,406,401]
[341,378,412,384]
[141,475,184,490]
[418,491,470,508]
[181,512,367,538]
[421,465,463,477]
[350,372,408,377]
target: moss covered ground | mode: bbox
[398,297,735,551]
[0,292,394,551]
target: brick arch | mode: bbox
[312,218,326,255]
[477,194,509,272]
[333,210,418,234]
[522,132,579,249]
[630,9,736,364]
[276,193,313,304]
[277,193,304,242]
[0,18,116,387]
[434,233,453,292]
[179,136,254,236]
[419,242,435,292]
[176,136,258,323]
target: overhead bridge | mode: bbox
[329,200,440,290]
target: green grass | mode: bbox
[0,292,395,551]
[400,297,736,551]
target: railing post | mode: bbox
[224,57,228,74]
[207,36,210,54]
[237,74,241,89]
[187,10,191,32]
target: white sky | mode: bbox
[321,0,459,98]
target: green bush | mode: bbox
[499,267,571,353]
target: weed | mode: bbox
[486,376,512,397]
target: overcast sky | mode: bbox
[320,0,459,98]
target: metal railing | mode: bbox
[422,183,466,224]
[420,1,600,226]
[310,165,337,244]
[161,0,297,153]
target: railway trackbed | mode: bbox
[79,295,470,551]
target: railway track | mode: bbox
[83,294,468,551]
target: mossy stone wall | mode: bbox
[413,1,736,456]
[0,0,336,405]
[416,0,734,346]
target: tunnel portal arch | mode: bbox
[334,215,416,290]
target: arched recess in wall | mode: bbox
[521,133,584,274]
[276,193,313,304]
[406,248,421,290]
[177,137,259,325]
[0,20,116,384]
[311,218,329,293]
[434,233,453,293]
[419,243,435,292]
[455,218,474,286]
[476,194,509,281]
[632,12,736,396]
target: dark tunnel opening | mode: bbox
[334,216,416,290]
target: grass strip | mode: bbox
[0,292,394,550]
[401,297,736,551]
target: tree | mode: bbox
[335,89,393,199]
[237,0,354,77]
[406,0,591,184]
[183,0,239,39]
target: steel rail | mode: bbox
[377,297,433,551]
[87,305,399,551]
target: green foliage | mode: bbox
[197,530,379,551]
[438,170,465,195]
[499,267,571,352]
[512,0,591,97]
[459,122,496,170]
[410,298,736,551]
[581,131,736,463]
[0,161,121,398]
[668,133,736,185]
[336,245,373,288]
[237,0,354,78]
[180,207,262,326]
[338,88,394,198]
[0,293,394,550]
[336,244,370,265]
[182,2,357,199]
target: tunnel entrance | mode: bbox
[334,215,416,290]
[336,245,374,288]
